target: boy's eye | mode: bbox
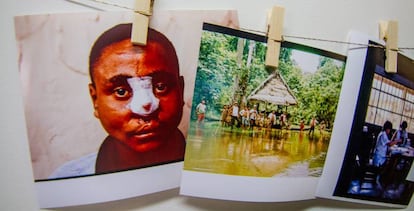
[114,87,130,98]
[154,82,168,95]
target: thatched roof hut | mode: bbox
[247,72,297,106]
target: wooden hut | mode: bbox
[247,72,297,106]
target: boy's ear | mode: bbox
[88,83,99,118]
[179,76,185,106]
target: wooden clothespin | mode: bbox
[131,0,154,46]
[379,20,399,73]
[265,6,285,69]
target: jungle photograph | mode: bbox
[183,23,346,178]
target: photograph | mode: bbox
[51,23,186,179]
[14,10,238,208]
[180,23,346,201]
[333,42,414,205]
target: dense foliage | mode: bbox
[191,31,345,129]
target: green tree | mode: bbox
[192,30,344,126]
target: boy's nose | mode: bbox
[142,103,152,112]
[127,77,159,116]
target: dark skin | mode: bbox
[89,38,185,173]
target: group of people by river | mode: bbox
[215,102,325,135]
[219,102,288,130]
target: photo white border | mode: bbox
[37,162,182,208]
[181,170,317,202]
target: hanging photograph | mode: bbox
[316,32,414,208]
[14,11,238,208]
[180,23,346,201]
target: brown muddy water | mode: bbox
[183,122,331,177]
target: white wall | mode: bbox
[1,0,413,210]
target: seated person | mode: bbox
[50,23,186,178]
[373,121,399,167]
[394,121,408,146]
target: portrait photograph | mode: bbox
[14,10,238,208]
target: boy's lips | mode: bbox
[128,119,161,139]
[130,131,159,141]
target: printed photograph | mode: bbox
[183,23,346,178]
[14,11,238,208]
[16,17,185,181]
[334,43,414,205]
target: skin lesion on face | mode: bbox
[126,76,159,116]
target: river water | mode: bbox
[183,122,331,177]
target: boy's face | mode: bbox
[89,39,183,152]
[386,128,391,135]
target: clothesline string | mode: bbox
[68,0,133,11]
[66,0,414,51]
[239,27,413,52]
